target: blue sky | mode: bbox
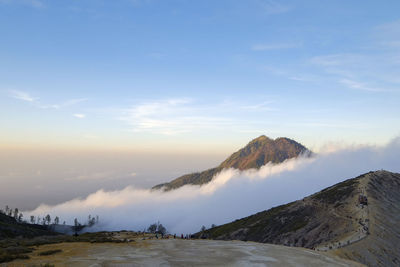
[1,0,400,152]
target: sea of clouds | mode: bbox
[26,137,400,234]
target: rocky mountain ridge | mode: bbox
[153,135,310,190]
[195,170,400,267]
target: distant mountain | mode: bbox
[152,135,310,190]
[195,170,400,267]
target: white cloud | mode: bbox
[7,89,87,109]
[73,113,86,119]
[9,90,37,102]
[240,101,275,111]
[339,79,384,92]
[25,137,400,234]
[310,53,400,92]
[40,98,87,109]
[122,98,233,135]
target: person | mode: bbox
[174,234,176,239]
[181,234,183,239]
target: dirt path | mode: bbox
[3,239,362,267]
[316,176,370,251]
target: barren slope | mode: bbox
[196,170,400,266]
[153,135,310,190]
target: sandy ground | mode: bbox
[4,239,363,267]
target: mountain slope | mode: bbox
[0,213,58,238]
[153,135,310,190]
[195,170,400,267]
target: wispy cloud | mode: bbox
[8,89,87,109]
[122,98,233,135]
[310,53,400,92]
[9,90,37,102]
[373,20,400,49]
[240,101,275,111]
[40,98,87,109]
[339,79,384,92]
[120,98,278,136]
[73,113,86,119]
[251,43,300,51]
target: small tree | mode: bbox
[87,215,96,226]
[30,216,35,224]
[157,223,167,235]
[211,224,216,228]
[45,214,51,225]
[54,216,60,225]
[201,225,206,232]
[148,223,157,233]
[73,218,83,233]
[18,213,23,222]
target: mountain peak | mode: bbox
[219,135,309,170]
[152,135,311,190]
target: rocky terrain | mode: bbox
[196,170,399,267]
[333,171,400,266]
[153,135,310,190]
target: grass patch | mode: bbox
[0,231,136,263]
[38,249,62,256]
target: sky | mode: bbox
[1,0,400,153]
[1,1,400,210]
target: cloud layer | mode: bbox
[26,137,400,234]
